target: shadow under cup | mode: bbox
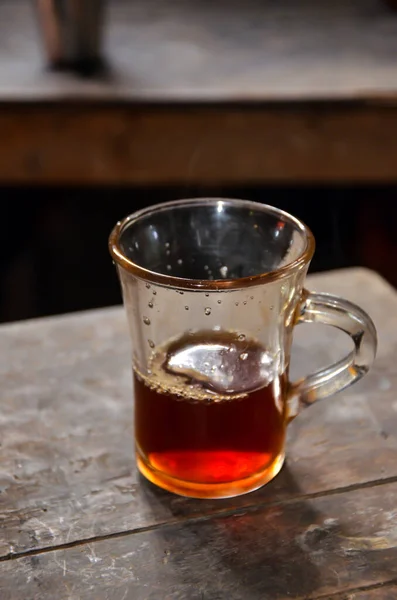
[109,199,376,499]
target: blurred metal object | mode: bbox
[35,0,106,69]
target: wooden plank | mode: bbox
[0,268,396,559]
[3,0,397,102]
[3,104,397,185]
[344,587,397,600]
[1,482,397,599]
[330,586,397,600]
[4,0,397,185]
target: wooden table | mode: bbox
[3,0,397,185]
[1,268,397,599]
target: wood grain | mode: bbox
[3,104,397,185]
[3,1,397,184]
[341,586,397,600]
[1,482,397,599]
[0,269,396,560]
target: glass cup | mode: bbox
[109,199,377,499]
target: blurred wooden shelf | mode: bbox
[2,0,397,185]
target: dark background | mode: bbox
[1,187,395,324]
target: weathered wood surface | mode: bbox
[344,588,397,600]
[2,1,397,184]
[2,0,397,102]
[0,267,396,572]
[4,105,397,185]
[1,482,397,599]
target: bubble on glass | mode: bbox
[177,258,183,265]
[250,296,254,300]
[185,306,189,310]
[166,249,170,256]
[235,302,239,307]
[204,307,211,316]
[145,283,151,290]
[205,293,210,297]
[148,301,153,309]
[166,265,172,271]
[270,305,274,311]
[148,339,155,348]
[243,301,247,306]
[204,265,209,271]
[220,265,228,278]
[238,334,246,341]
[152,290,157,295]
[143,316,151,325]
[240,352,248,361]
[217,299,222,305]
[165,242,170,248]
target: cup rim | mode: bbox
[109,198,315,290]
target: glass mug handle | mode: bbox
[288,289,377,418]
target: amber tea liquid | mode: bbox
[134,331,287,498]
